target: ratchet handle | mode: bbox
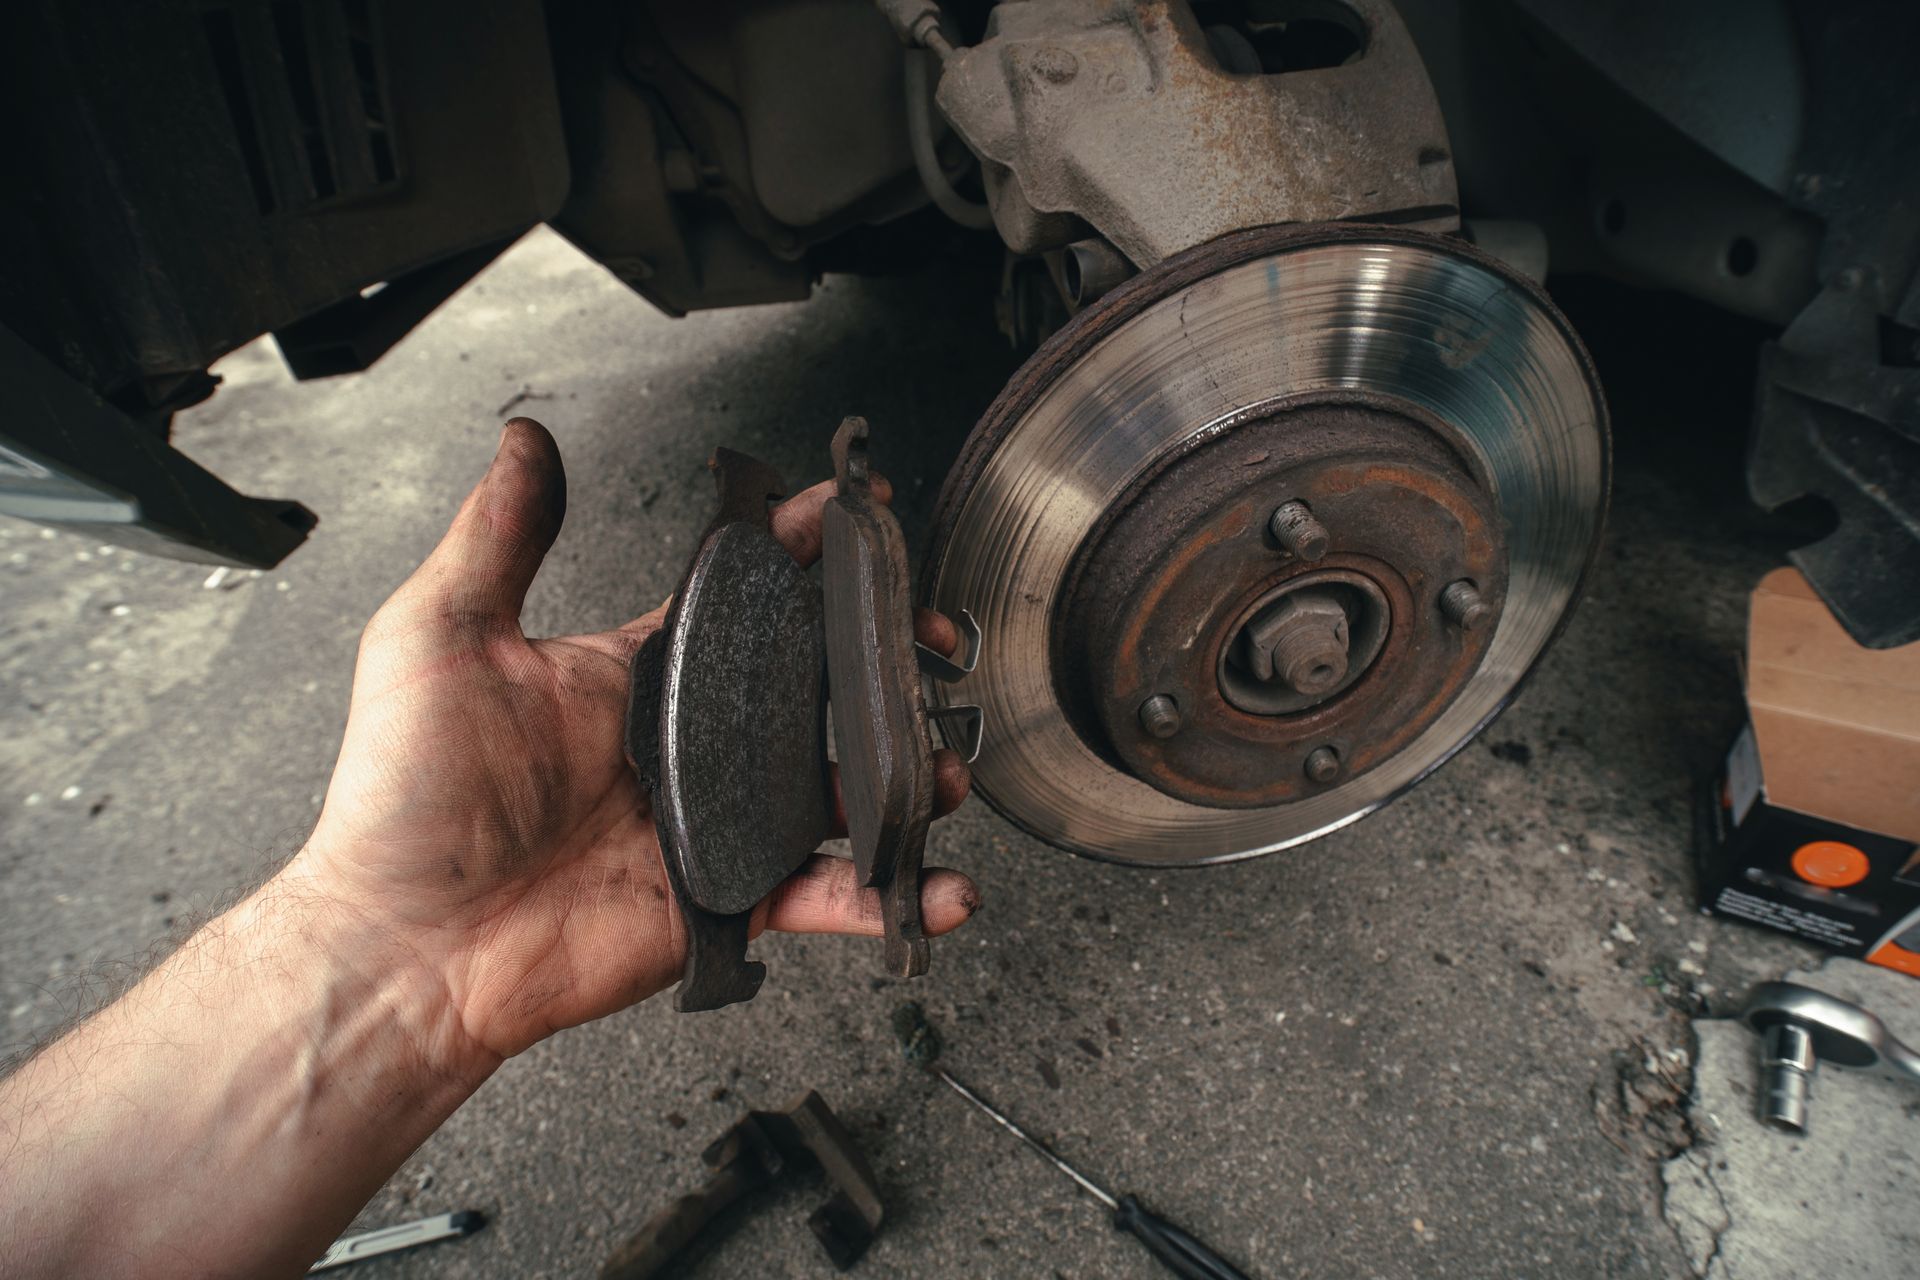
[1113,1195,1252,1280]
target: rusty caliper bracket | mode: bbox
[627,424,979,1011]
[598,1091,884,1277]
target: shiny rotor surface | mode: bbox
[927,232,1607,864]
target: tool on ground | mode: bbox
[307,1210,485,1272]
[1741,981,1920,1133]
[599,1091,884,1278]
[893,1003,1251,1280]
[822,415,981,977]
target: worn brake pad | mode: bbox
[627,426,979,1008]
[625,448,831,1012]
[822,417,937,977]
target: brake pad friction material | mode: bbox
[822,416,935,978]
[660,518,830,916]
[628,449,832,1012]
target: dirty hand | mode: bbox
[289,418,977,1066]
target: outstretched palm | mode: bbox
[296,420,975,1060]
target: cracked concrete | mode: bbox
[0,231,1903,1276]
[1663,959,1920,1279]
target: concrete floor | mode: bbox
[0,229,1884,1277]
[1666,957,1920,1279]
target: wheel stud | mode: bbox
[1138,694,1183,739]
[1269,501,1329,561]
[1439,579,1491,631]
[1304,745,1342,783]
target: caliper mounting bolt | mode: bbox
[1268,501,1329,562]
[1304,745,1341,783]
[1439,579,1491,631]
[1137,694,1183,739]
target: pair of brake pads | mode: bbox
[625,418,979,1012]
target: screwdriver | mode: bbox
[895,1000,1250,1280]
[930,1068,1250,1278]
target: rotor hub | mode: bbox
[1056,400,1506,809]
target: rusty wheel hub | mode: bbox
[1058,399,1505,809]
[924,224,1609,864]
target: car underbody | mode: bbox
[4,0,1916,862]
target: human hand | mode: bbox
[287,419,978,1068]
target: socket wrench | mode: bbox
[1740,981,1920,1133]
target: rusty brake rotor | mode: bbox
[923,223,1610,864]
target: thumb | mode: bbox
[409,418,567,627]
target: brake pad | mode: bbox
[822,417,939,977]
[626,449,832,1013]
[627,425,977,1011]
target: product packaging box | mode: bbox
[1697,569,1920,975]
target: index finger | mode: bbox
[767,469,894,569]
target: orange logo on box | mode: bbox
[1790,840,1870,888]
[1869,941,1920,979]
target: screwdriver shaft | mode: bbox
[930,1066,1118,1209]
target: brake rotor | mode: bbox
[924,223,1609,865]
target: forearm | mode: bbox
[0,867,498,1278]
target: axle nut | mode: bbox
[1236,591,1350,697]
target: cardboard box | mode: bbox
[1745,568,1920,842]
[1697,569,1920,976]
